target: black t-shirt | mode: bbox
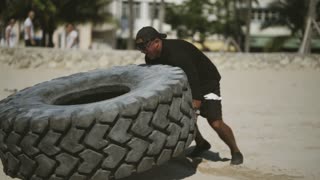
[145,39,221,100]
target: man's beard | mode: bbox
[147,53,156,59]
[147,51,160,60]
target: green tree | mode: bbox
[1,0,112,47]
[166,0,216,50]
[0,0,57,46]
[55,0,111,24]
[55,0,112,47]
[213,0,245,51]
[0,1,8,39]
[166,0,257,51]
[0,1,8,15]
[214,0,258,52]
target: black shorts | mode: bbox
[199,83,222,120]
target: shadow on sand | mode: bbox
[121,146,230,180]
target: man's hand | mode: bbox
[192,99,202,110]
[192,99,201,121]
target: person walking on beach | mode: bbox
[65,23,79,49]
[5,18,17,47]
[24,10,36,47]
[135,26,244,165]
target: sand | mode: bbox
[0,64,319,180]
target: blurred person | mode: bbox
[0,18,4,46]
[5,18,17,47]
[24,10,36,46]
[65,23,78,49]
[135,26,244,165]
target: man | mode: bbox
[65,23,79,49]
[5,18,16,47]
[24,10,36,46]
[135,26,243,165]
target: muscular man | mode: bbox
[135,26,243,165]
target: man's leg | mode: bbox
[189,113,210,157]
[194,125,207,145]
[189,125,211,157]
[208,119,243,165]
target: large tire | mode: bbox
[0,65,196,180]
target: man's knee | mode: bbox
[209,119,224,130]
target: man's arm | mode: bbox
[174,58,202,110]
[177,59,201,99]
[145,54,202,109]
[192,99,202,110]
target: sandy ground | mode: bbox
[0,64,320,180]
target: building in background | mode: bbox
[248,0,320,52]
[49,0,320,51]
[109,0,183,49]
[104,0,307,51]
[249,0,292,51]
[53,0,182,50]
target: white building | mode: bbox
[250,0,291,37]
[52,0,183,50]
[109,0,184,38]
[110,0,291,37]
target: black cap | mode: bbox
[135,26,167,45]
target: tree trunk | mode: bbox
[48,29,54,47]
[41,29,47,47]
[127,0,135,50]
[224,1,230,38]
[233,0,244,52]
[158,0,165,32]
[299,0,316,54]
[244,0,252,52]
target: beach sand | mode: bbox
[0,65,319,180]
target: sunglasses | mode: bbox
[135,39,155,51]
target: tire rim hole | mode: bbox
[53,85,130,105]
